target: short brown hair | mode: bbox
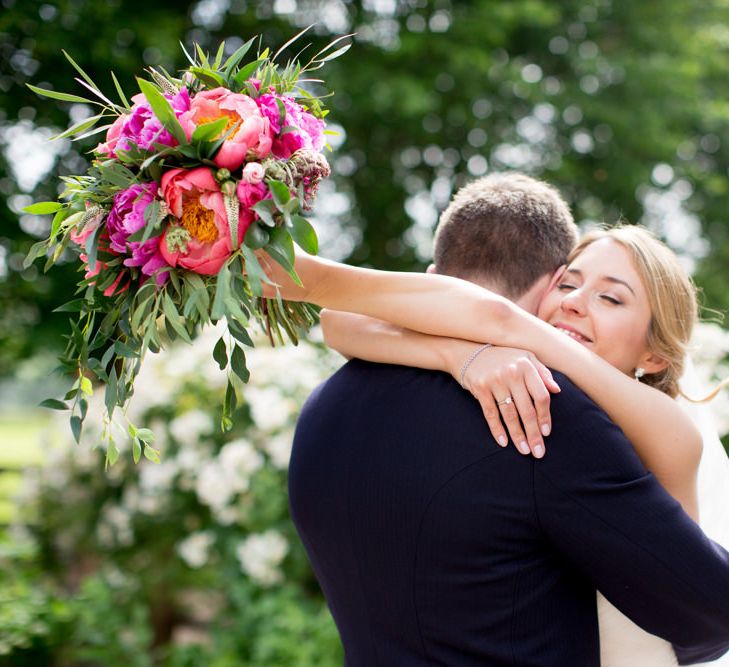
[432,172,578,298]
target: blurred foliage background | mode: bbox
[3,0,729,664]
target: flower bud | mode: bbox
[220,180,238,198]
[215,168,232,183]
[242,162,266,185]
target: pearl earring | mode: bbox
[634,367,645,380]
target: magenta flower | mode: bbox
[256,93,326,159]
[106,182,169,284]
[115,88,191,153]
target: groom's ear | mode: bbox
[426,263,437,274]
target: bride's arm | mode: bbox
[270,253,702,518]
[320,309,560,458]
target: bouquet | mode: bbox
[23,31,350,466]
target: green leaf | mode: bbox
[26,83,96,105]
[62,49,98,91]
[54,114,104,141]
[213,41,226,69]
[223,37,256,76]
[231,344,250,383]
[132,437,142,464]
[211,262,231,321]
[213,336,228,370]
[251,199,277,227]
[70,416,82,443]
[143,445,161,464]
[22,202,62,215]
[39,398,69,411]
[23,240,48,269]
[114,340,140,358]
[136,78,187,144]
[79,376,93,396]
[267,226,296,272]
[106,440,120,467]
[84,223,104,272]
[290,214,319,254]
[222,378,237,431]
[79,397,88,421]
[229,320,254,347]
[189,67,226,88]
[110,71,130,109]
[233,59,265,88]
[267,179,292,208]
[136,428,155,443]
[53,299,88,313]
[163,292,193,343]
[243,223,270,249]
[105,367,118,417]
[191,116,229,143]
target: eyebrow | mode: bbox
[565,268,636,296]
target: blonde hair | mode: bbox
[569,225,698,398]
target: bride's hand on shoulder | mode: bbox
[460,345,560,459]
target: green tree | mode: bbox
[3,0,729,374]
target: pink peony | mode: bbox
[105,182,169,285]
[160,167,250,275]
[256,93,326,159]
[179,88,273,171]
[111,88,191,154]
[95,114,127,157]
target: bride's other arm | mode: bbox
[462,335,702,521]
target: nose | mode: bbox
[560,287,588,316]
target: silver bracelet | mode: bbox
[459,343,493,389]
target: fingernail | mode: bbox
[498,435,508,447]
[533,444,545,459]
[541,423,551,436]
[517,440,530,455]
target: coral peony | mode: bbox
[179,88,273,171]
[160,167,250,275]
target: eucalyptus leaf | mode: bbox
[39,398,69,411]
[213,336,228,370]
[290,214,319,254]
[70,416,82,444]
[231,344,250,383]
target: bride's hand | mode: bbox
[460,346,560,459]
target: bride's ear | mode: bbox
[426,263,437,274]
[638,350,670,376]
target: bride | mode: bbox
[263,221,729,665]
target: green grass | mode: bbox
[0,410,48,523]
[0,410,48,468]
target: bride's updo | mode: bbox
[568,225,698,398]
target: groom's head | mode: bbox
[431,172,577,311]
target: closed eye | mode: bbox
[557,282,578,291]
[600,294,622,305]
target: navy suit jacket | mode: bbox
[289,360,729,666]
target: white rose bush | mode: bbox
[2,327,345,666]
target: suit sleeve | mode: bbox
[534,376,729,665]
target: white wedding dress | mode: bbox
[598,359,729,666]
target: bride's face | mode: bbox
[537,238,656,375]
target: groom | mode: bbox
[287,173,729,666]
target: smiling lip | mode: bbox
[553,323,593,343]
